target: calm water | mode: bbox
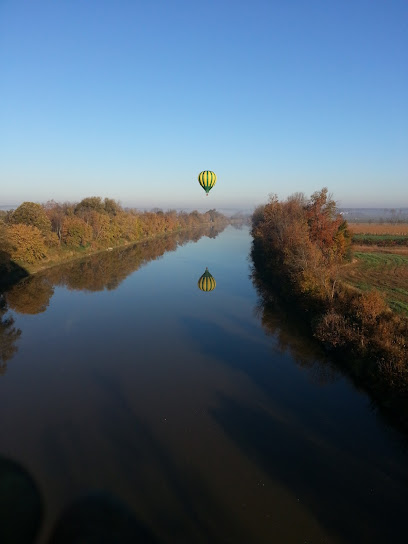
[1,225,408,543]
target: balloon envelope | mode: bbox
[198,171,217,195]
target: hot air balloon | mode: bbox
[197,267,216,292]
[198,171,217,196]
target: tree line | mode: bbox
[0,197,229,268]
[251,188,408,398]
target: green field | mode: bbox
[340,251,408,314]
[352,233,408,245]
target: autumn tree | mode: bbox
[104,198,122,216]
[61,216,93,247]
[44,200,65,241]
[0,196,229,266]
[6,224,47,263]
[251,189,351,302]
[75,197,105,220]
[9,202,51,234]
[88,210,112,246]
[305,188,350,262]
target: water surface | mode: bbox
[0,226,407,543]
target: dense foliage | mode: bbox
[0,198,229,269]
[251,188,408,392]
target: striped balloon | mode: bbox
[198,171,217,195]
[197,267,216,292]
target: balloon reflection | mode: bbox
[198,267,216,292]
[0,226,227,373]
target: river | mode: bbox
[0,225,407,543]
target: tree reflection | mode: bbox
[3,225,227,307]
[6,276,54,315]
[41,225,226,293]
[252,256,408,439]
[0,294,21,374]
[251,258,338,386]
[0,226,226,372]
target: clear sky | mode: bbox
[1,0,407,210]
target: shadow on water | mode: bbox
[0,250,29,292]
[70,371,252,543]
[0,385,248,544]
[210,394,408,544]
[0,454,159,544]
[181,311,408,543]
[179,262,408,544]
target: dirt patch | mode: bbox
[349,222,408,235]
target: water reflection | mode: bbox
[251,266,338,387]
[250,243,408,442]
[6,277,54,315]
[0,294,21,374]
[197,267,216,292]
[0,226,407,543]
[0,225,227,374]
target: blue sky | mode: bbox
[1,0,407,210]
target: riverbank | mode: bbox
[0,198,235,289]
[251,243,408,433]
[251,190,408,429]
[0,221,232,290]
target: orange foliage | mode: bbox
[252,189,351,301]
[6,224,47,264]
[2,198,229,266]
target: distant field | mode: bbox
[349,222,408,235]
[342,224,408,313]
[340,251,408,314]
[348,223,408,248]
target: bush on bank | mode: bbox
[251,188,408,390]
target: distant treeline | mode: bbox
[251,188,408,399]
[341,209,408,223]
[0,197,230,270]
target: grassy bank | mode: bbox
[340,224,408,315]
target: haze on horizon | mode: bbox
[1,0,407,210]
